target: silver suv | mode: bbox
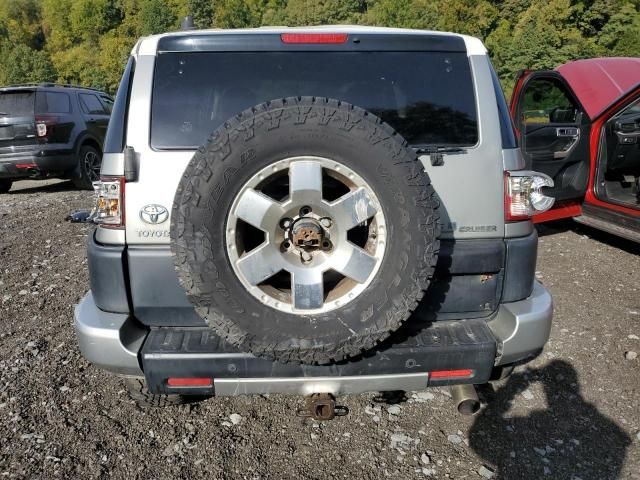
[75,26,554,414]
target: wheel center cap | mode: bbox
[291,218,324,251]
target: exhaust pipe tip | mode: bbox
[457,397,481,415]
[450,384,481,415]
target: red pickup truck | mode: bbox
[510,57,640,242]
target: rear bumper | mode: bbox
[0,147,75,178]
[73,292,146,376]
[73,281,553,394]
[488,281,553,365]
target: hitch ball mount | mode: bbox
[297,393,349,421]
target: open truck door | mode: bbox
[580,85,640,242]
[510,70,591,208]
[511,63,640,241]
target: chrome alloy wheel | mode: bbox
[225,156,387,314]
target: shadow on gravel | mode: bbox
[469,360,632,479]
[7,180,77,195]
[536,220,638,255]
[372,390,409,405]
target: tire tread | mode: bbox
[171,97,440,364]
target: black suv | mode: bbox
[0,83,113,192]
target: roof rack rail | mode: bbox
[1,82,106,93]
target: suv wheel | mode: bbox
[72,145,101,190]
[171,97,440,364]
[0,179,12,194]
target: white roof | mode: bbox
[133,25,486,57]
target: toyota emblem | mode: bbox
[140,204,169,224]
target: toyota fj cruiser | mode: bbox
[0,83,112,192]
[75,26,554,415]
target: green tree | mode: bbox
[188,0,214,28]
[486,0,596,95]
[41,0,76,50]
[139,0,178,35]
[97,33,135,91]
[0,43,56,85]
[363,0,438,29]
[69,0,122,43]
[612,11,640,56]
[436,0,498,38]
[213,0,268,28]
[591,1,640,56]
[269,0,365,26]
[0,0,43,47]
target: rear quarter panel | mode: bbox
[118,55,193,244]
[421,54,505,240]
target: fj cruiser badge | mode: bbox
[140,204,169,224]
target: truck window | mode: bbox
[151,51,478,150]
[521,78,578,125]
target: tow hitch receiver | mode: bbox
[297,393,349,421]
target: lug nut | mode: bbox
[299,206,312,216]
[281,240,292,251]
[320,217,332,228]
[280,218,293,229]
[300,251,313,264]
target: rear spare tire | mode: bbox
[171,97,439,364]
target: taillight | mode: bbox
[15,163,38,169]
[34,115,56,138]
[280,33,348,44]
[36,122,47,137]
[505,171,555,221]
[92,176,125,227]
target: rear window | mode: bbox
[0,91,35,116]
[151,51,478,150]
[35,91,71,114]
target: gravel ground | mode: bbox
[0,179,639,480]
